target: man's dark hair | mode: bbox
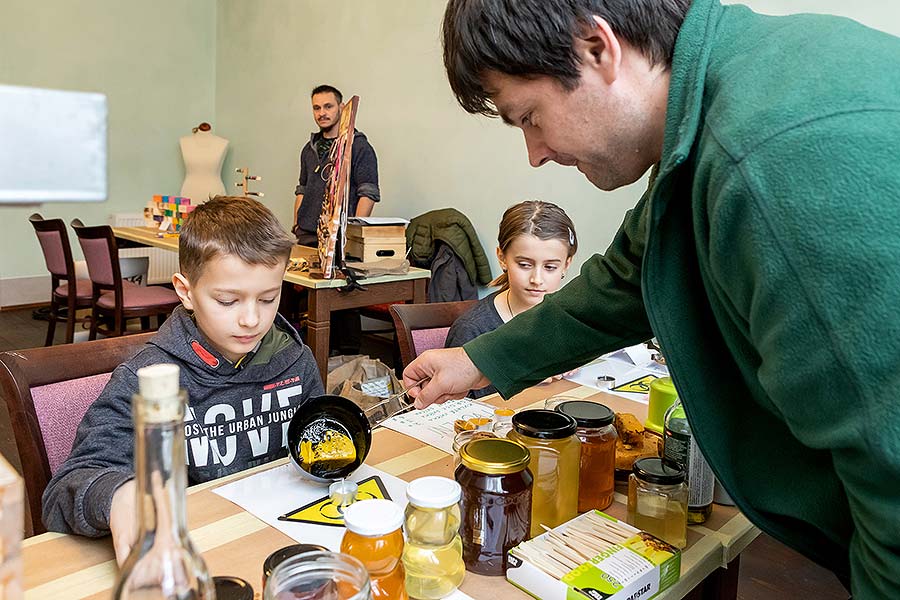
[442,0,692,116]
[311,84,343,104]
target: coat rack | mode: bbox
[234,167,263,198]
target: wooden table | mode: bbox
[22,379,758,599]
[112,226,430,381]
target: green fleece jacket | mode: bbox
[465,0,900,596]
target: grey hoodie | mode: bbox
[42,306,324,537]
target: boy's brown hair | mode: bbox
[179,196,295,282]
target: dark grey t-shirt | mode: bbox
[444,291,504,399]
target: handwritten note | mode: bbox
[380,398,495,454]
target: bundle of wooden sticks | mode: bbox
[510,512,641,580]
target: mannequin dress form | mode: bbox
[179,123,228,203]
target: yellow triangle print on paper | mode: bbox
[611,374,658,394]
[278,476,392,527]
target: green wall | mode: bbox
[0,0,217,285]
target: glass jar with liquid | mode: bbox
[341,500,408,600]
[401,477,465,599]
[626,458,688,549]
[555,400,617,512]
[263,550,372,600]
[455,438,532,576]
[508,409,580,537]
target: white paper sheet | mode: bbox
[379,398,495,454]
[565,344,669,403]
[214,463,409,549]
[347,216,410,226]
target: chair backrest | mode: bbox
[389,300,477,368]
[29,213,76,283]
[0,333,154,535]
[71,219,122,291]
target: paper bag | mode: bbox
[326,355,406,426]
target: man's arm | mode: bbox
[293,194,304,232]
[294,145,309,231]
[355,196,375,217]
[42,365,137,537]
[352,137,380,208]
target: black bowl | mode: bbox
[286,394,372,483]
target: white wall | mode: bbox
[0,1,217,305]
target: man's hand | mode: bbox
[110,479,137,566]
[403,347,490,409]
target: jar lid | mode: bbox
[407,476,461,508]
[512,409,577,439]
[342,499,404,536]
[212,576,254,600]
[633,457,685,485]
[555,401,614,428]
[263,544,328,582]
[459,438,531,475]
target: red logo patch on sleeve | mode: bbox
[191,340,220,368]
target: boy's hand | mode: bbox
[110,479,137,566]
[402,348,489,409]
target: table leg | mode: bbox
[307,289,331,384]
[685,555,741,600]
[413,278,427,304]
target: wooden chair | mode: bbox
[71,219,180,339]
[0,333,154,534]
[389,300,476,369]
[28,214,93,345]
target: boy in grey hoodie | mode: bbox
[42,196,324,564]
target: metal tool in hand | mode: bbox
[363,378,430,422]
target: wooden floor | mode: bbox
[0,306,850,599]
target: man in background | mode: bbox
[293,84,380,246]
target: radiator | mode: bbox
[109,212,180,284]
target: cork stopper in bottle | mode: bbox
[136,363,182,422]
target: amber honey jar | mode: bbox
[454,438,533,576]
[555,400,617,512]
[508,409,580,537]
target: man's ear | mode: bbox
[574,15,623,85]
[172,272,194,310]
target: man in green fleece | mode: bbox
[404,0,900,596]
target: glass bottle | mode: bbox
[507,409,580,537]
[663,398,715,524]
[341,500,408,600]
[263,550,372,600]
[113,363,215,600]
[554,401,617,512]
[626,457,688,549]
[455,438,532,576]
[401,477,465,599]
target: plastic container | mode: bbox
[645,377,678,434]
[455,438,532,576]
[508,409,580,537]
[263,550,372,600]
[341,500,408,600]
[401,477,465,599]
[626,458,688,549]
[491,408,515,438]
[554,400,617,511]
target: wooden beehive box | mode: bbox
[345,223,407,263]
